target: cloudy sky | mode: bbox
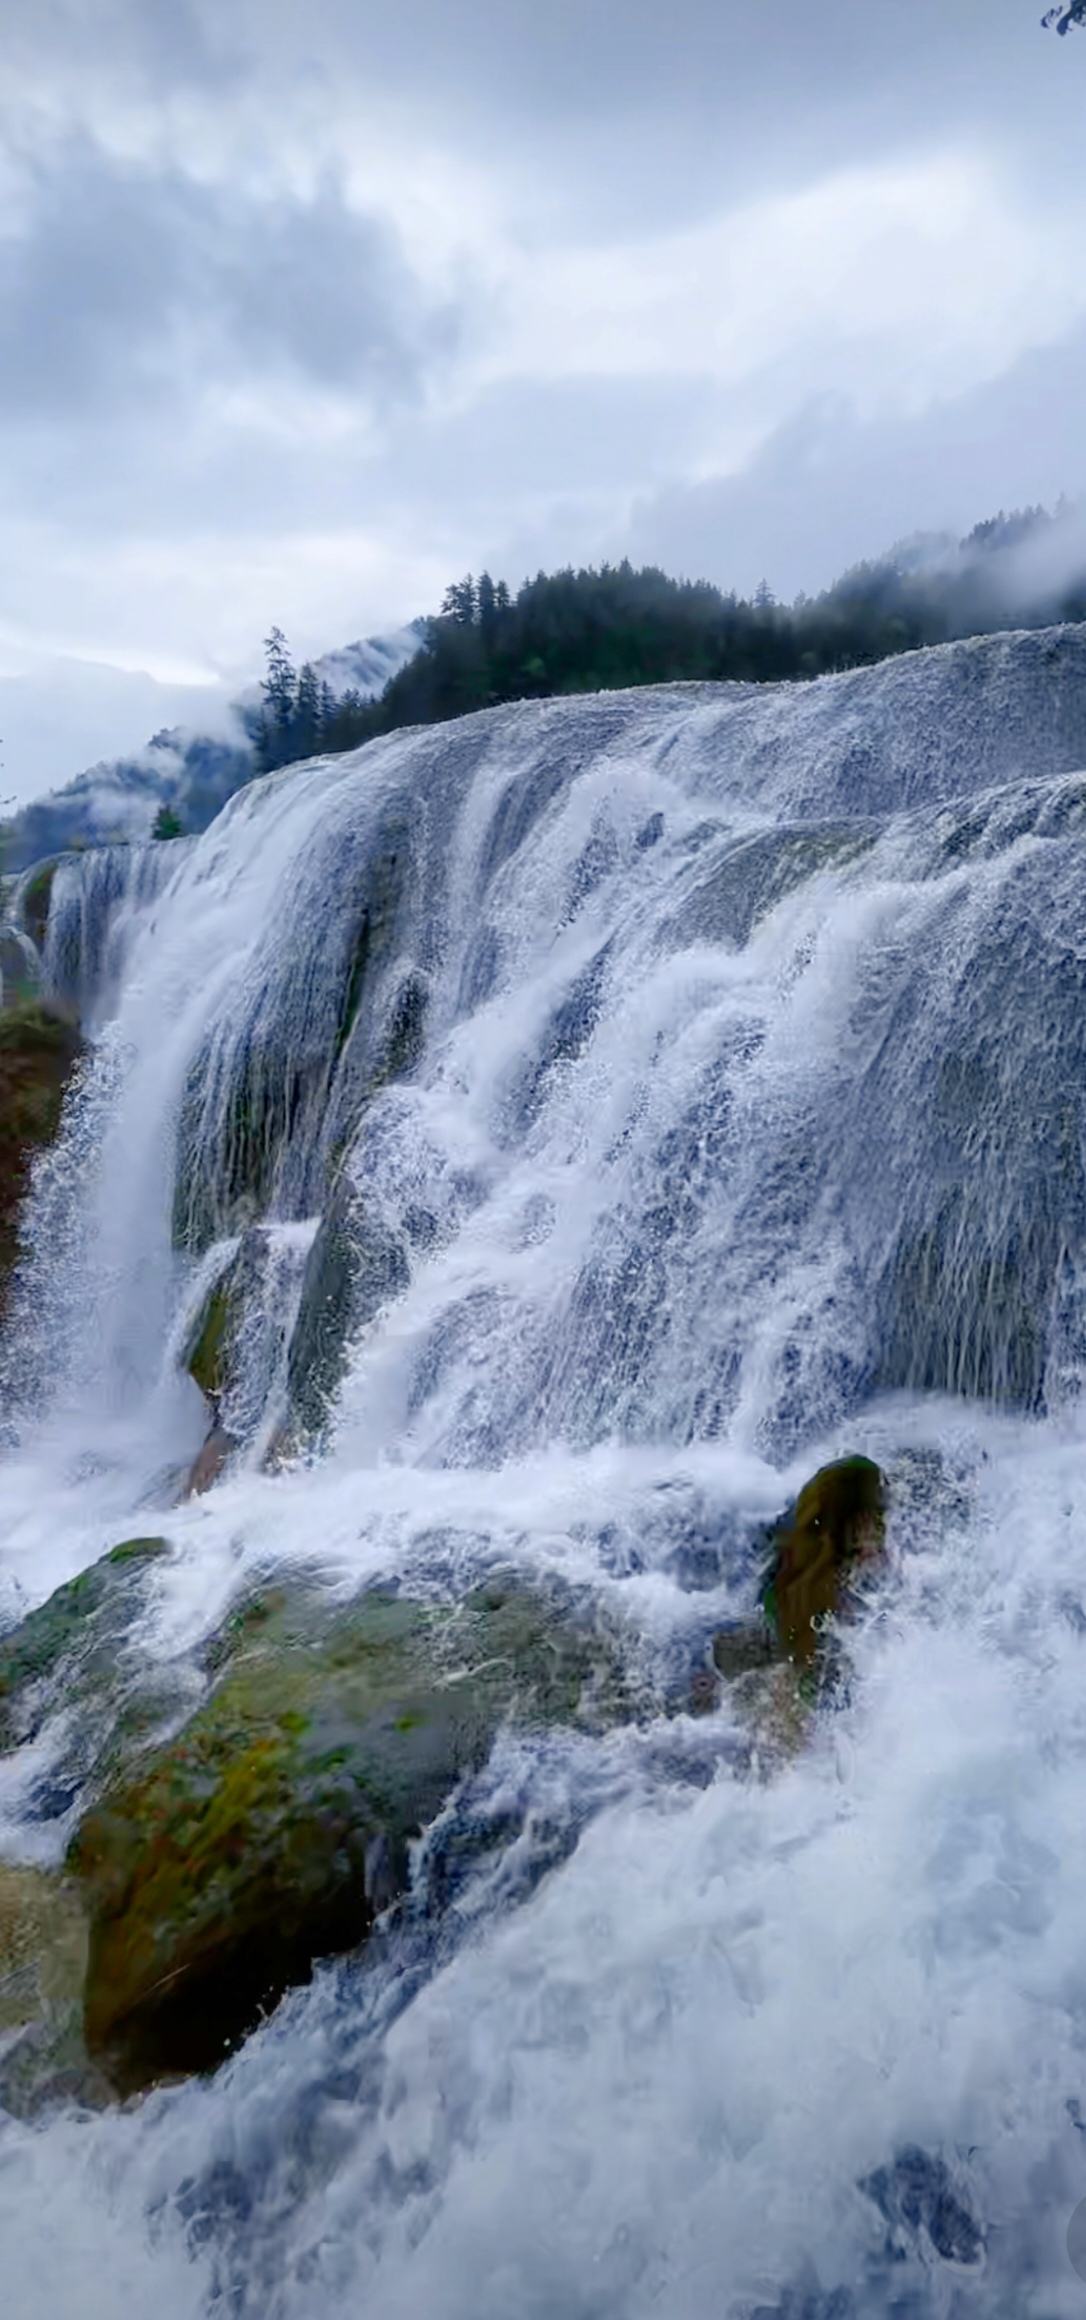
[2,0,1086,801]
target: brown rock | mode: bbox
[183,1426,239,1498]
[764,1454,887,1668]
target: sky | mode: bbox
[2,0,1086,802]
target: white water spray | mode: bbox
[5,631,1086,2315]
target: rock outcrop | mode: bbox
[0,1000,82,1314]
[0,1536,183,1832]
[68,1577,633,2093]
[709,1454,887,1730]
[762,1453,886,1668]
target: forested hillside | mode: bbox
[254,503,1086,772]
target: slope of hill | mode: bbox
[0,626,422,875]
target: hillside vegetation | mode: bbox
[254,504,1086,774]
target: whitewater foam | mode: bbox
[5,635,1086,2314]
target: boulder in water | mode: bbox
[761,1454,886,1669]
[0,1536,184,1835]
[0,1863,110,2117]
[183,1425,239,1498]
[710,1455,887,1718]
[69,1578,633,2092]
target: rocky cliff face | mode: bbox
[0,1002,82,1318]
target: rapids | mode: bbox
[5,627,1086,2313]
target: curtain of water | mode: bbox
[4,631,1086,2316]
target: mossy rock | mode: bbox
[0,928,40,1006]
[286,1180,409,1444]
[19,859,58,952]
[0,1001,83,1310]
[69,1578,635,2092]
[0,1538,182,1832]
[180,1228,269,1425]
[0,1536,171,1747]
[0,1862,86,2036]
[0,1862,111,2117]
[762,1454,886,1668]
[185,1279,234,1401]
[170,815,419,1256]
[711,1454,887,1707]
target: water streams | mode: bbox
[4,628,1086,2313]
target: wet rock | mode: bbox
[706,1456,887,1747]
[0,1862,86,2034]
[859,2145,985,2269]
[0,927,40,1007]
[285,1178,409,1445]
[184,1277,236,1404]
[69,1578,634,2093]
[183,1426,239,1499]
[0,1000,83,1315]
[170,810,421,1255]
[181,1227,269,1409]
[761,1454,886,1669]
[0,1537,184,1824]
[0,1862,109,2117]
[18,858,58,953]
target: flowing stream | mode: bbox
[5,628,1086,2314]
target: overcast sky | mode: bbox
[2,0,1086,802]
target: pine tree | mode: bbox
[258,628,297,770]
[440,577,477,626]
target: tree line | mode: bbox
[253,507,1086,778]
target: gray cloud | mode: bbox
[1,0,1084,784]
[0,140,463,420]
[624,329,1086,600]
[5,0,1081,230]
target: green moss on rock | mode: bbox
[184,1280,234,1401]
[762,1454,886,1668]
[20,860,58,953]
[0,1861,111,2117]
[285,1182,409,1445]
[0,1538,178,1826]
[0,1001,83,1311]
[69,1578,634,2092]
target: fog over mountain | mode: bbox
[1,625,421,869]
[0,0,1085,769]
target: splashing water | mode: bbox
[6,631,1086,2314]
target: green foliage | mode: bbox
[248,628,373,774]
[1043,2,1086,31]
[151,803,183,840]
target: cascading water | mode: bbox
[6,627,1086,2314]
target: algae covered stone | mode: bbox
[764,1453,886,1667]
[0,1000,83,1311]
[0,1862,107,2117]
[0,1538,180,1830]
[0,1537,171,1750]
[69,1578,632,2092]
[710,1453,887,1710]
[0,1862,86,2037]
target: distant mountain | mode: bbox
[1,625,423,876]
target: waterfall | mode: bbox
[5,627,1086,2316]
[40,838,194,1027]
